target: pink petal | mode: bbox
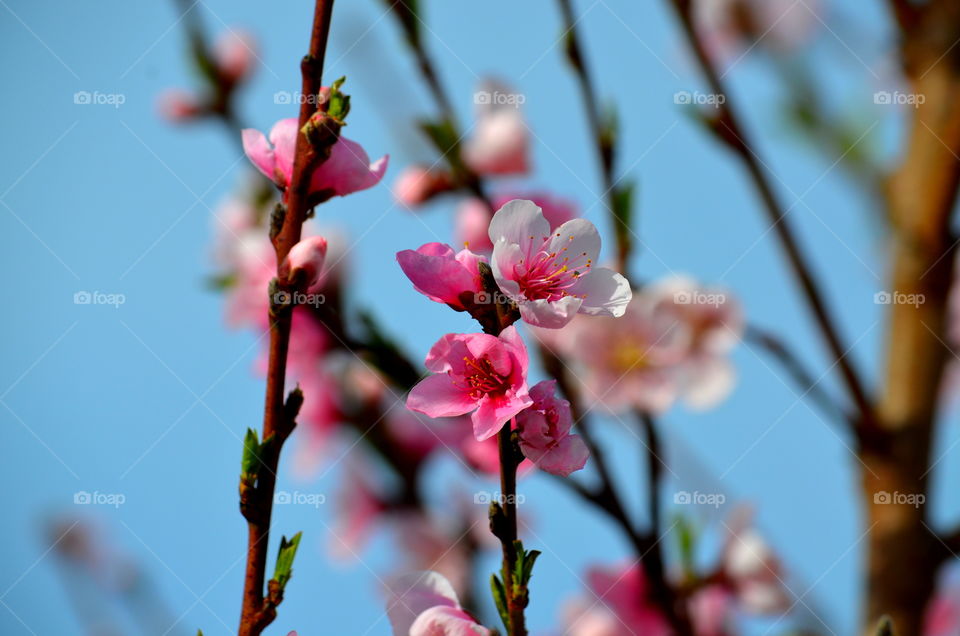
[397,244,478,309]
[241,128,276,180]
[531,434,589,477]
[471,393,532,441]
[386,571,461,636]
[311,137,388,197]
[280,236,327,287]
[410,606,491,636]
[407,374,476,418]
[268,118,299,184]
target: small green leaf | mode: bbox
[240,428,261,478]
[273,531,303,590]
[674,513,697,581]
[490,573,510,632]
[326,76,351,122]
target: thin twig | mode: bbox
[237,2,336,634]
[665,0,875,436]
[745,325,854,428]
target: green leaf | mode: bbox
[674,513,697,580]
[326,76,351,123]
[273,531,303,590]
[490,573,510,632]
[240,428,261,478]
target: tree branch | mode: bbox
[664,0,875,436]
[744,325,854,429]
[237,2,336,634]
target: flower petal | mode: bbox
[572,268,632,317]
[530,434,589,477]
[488,199,550,256]
[471,393,532,441]
[241,128,276,180]
[518,296,583,329]
[407,374,476,418]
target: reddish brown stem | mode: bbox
[237,2,336,635]
[496,425,526,636]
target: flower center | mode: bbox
[457,356,509,399]
[610,340,649,373]
[515,233,592,302]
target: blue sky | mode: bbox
[1,0,957,634]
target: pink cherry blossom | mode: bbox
[644,276,743,410]
[722,511,791,615]
[463,79,529,176]
[212,29,257,84]
[396,243,487,312]
[457,192,578,253]
[693,0,818,61]
[385,571,491,636]
[395,165,454,207]
[533,297,684,415]
[515,380,588,476]
[562,562,671,636]
[280,236,328,288]
[489,199,632,328]
[242,117,388,199]
[407,327,532,441]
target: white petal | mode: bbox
[545,218,601,264]
[519,296,583,329]
[573,268,632,317]
[385,571,460,636]
[682,356,736,410]
[488,199,549,255]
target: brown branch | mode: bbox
[664,0,875,438]
[237,2,336,635]
[744,325,853,428]
[555,0,630,276]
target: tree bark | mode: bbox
[864,4,960,631]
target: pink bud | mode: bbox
[157,89,202,123]
[213,29,257,83]
[280,236,327,288]
[394,165,453,207]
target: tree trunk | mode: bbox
[864,6,960,629]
